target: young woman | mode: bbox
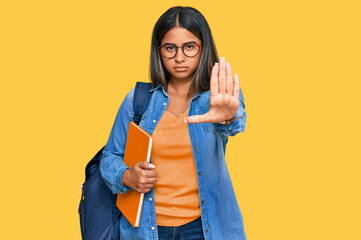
[100,6,247,240]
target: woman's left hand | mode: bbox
[185,57,240,124]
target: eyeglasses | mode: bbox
[158,42,202,59]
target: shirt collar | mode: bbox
[149,83,162,92]
[150,83,168,97]
[149,82,202,100]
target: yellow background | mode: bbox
[1,0,360,239]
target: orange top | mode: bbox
[151,108,201,227]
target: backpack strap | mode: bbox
[84,82,153,174]
[133,82,152,125]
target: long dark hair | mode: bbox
[150,6,219,96]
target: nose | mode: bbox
[174,47,186,63]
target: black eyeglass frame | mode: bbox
[158,42,202,59]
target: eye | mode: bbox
[185,44,195,50]
[165,45,175,51]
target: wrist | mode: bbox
[218,115,243,125]
[122,169,131,188]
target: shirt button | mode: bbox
[202,200,205,204]
[205,229,209,233]
[149,197,153,201]
[152,226,155,230]
[194,146,198,150]
[198,171,202,175]
[163,102,166,106]
[153,120,156,123]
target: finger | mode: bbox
[137,187,151,194]
[210,63,218,96]
[185,112,212,124]
[218,57,226,94]
[145,178,157,185]
[143,178,157,186]
[138,161,155,170]
[142,188,152,193]
[233,73,240,100]
[146,169,158,178]
[226,62,234,95]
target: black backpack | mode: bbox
[78,82,153,240]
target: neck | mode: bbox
[167,78,194,95]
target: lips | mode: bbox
[173,67,188,72]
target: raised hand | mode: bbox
[186,57,241,124]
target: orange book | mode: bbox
[116,121,153,228]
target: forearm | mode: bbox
[99,89,134,194]
[100,150,131,194]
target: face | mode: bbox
[159,27,202,83]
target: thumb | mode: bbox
[137,161,155,170]
[185,113,211,124]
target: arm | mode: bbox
[99,90,133,194]
[99,89,158,194]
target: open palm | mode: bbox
[186,57,240,124]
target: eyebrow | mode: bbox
[162,41,197,46]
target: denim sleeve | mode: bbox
[99,89,135,194]
[211,88,247,139]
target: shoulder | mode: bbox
[125,87,135,101]
[123,88,135,115]
[123,85,155,115]
[117,87,135,104]
[114,88,135,118]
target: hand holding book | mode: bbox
[122,161,158,193]
[116,121,154,228]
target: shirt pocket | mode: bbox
[196,107,212,133]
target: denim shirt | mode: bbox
[100,83,247,240]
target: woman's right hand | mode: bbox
[122,161,158,193]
